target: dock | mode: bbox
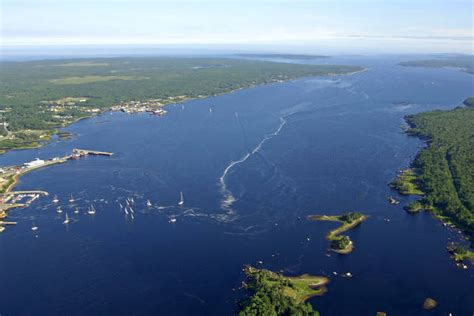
[72,149,114,157]
[0,221,17,225]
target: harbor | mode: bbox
[0,149,113,232]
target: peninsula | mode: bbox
[238,266,328,316]
[308,212,368,254]
[392,97,474,263]
[0,57,363,154]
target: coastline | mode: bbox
[391,99,474,266]
[0,66,366,157]
[0,149,113,230]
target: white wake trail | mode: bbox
[219,116,288,210]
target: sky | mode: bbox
[1,0,473,54]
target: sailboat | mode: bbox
[74,207,79,214]
[87,204,96,215]
[63,213,70,224]
[52,195,59,203]
[146,199,152,207]
[56,206,63,214]
[178,191,184,206]
[69,194,75,203]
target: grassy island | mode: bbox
[0,57,363,154]
[308,212,368,254]
[238,266,328,316]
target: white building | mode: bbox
[25,158,45,168]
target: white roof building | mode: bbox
[25,158,45,168]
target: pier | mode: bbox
[72,149,114,157]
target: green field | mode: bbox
[239,266,327,316]
[399,97,474,239]
[49,75,147,85]
[0,57,362,154]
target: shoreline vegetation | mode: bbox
[392,97,474,264]
[238,266,328,316]
[0,57,363,155]
[0,149,113,232]
[308,212,368,254]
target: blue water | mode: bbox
[0,56,473,315]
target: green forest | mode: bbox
[238,267,325,316]
[0,57,361,153]
[403,97,474,239]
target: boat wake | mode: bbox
[219,115,288,211]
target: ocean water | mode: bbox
[0,56,473,315]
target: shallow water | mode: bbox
[0,56,473,315]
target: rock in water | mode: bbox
[423,298,437,310]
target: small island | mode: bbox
[238,266,328,316]
[308,212,368,254]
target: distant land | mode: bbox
[236,53,329,60]
[0,57,363,154]
[399,55,474,74]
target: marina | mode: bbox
[0,149,113,232]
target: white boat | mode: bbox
[31,225,38,231]
[52,195,59,203]
[124,207,129,215]
[130,197,135,204]
[178,191,184,206]
[119,203,123,209]
[63,213,70,224]
[130,213,135,220]
[56,206,63,214]
[129,207,135,214]
[146,199,152,207]
[169,217,177,223]
[87,205,96,215]
[74,207,79,214]
[69,194,75,203]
